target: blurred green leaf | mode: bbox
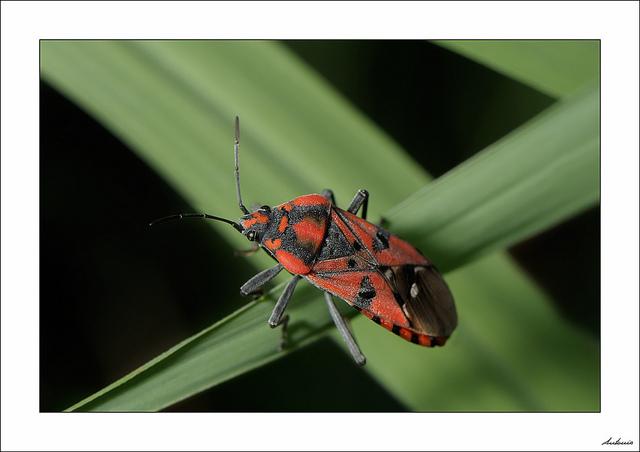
[388,84,599,271]
[437,40,599,98]
[41,41,599,412]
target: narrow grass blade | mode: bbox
[437,40,599,98]
[66,284,334,412]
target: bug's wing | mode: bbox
[308,265,457,339]
[310,207,456,342]
[382,265,457,337]
[332,208,428,267]
[306,270,412,328]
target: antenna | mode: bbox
[149,213,243,233]
[234,116,250,214]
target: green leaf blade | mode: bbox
[387,84,600,271]
[67,285,337,411]
[437,40,599,98]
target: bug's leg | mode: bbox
[269,275,301,349]
[234,241,260,257]
[324,292,366,366]
[240,264,283,296]
[347,189,369,220]
[378,216,390,229]
[321,189,336,205]
[269,275,301,327]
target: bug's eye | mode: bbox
[247,231,256,241]
[260,205,271,212]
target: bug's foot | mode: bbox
[277,314,290,352]
[234,245,259,257]
[241,287,264,299]
[379,216,390,229]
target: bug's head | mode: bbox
[150,118,276,240]
[240,205,273,242]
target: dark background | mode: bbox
[40,41,600,412]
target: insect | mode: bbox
[152,117,457,366]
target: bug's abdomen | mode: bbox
[354,305,450,347]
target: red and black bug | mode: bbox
[152,117,457,366]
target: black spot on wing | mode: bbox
[354,275,376,308]
[373,227,390,251]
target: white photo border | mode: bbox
[1,1,638,451]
